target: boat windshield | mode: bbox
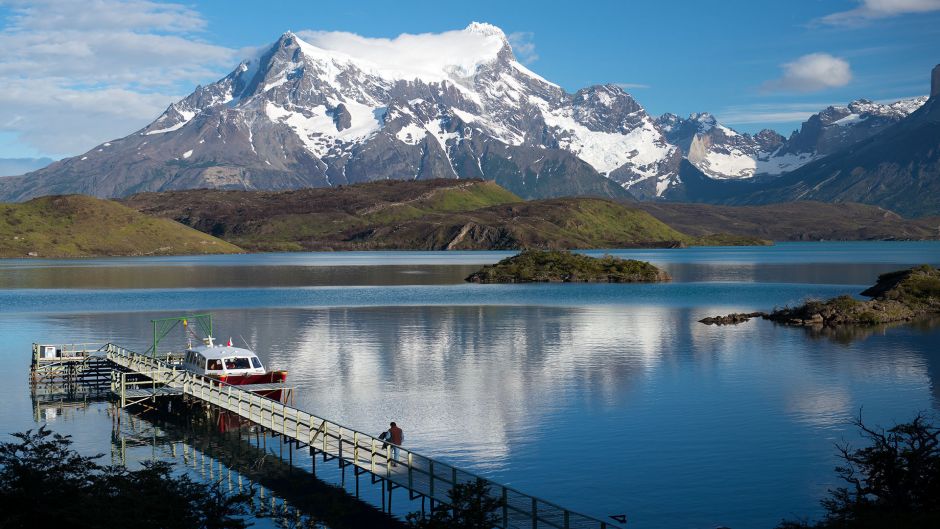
[251,357,263,369]
[224,357,252,370]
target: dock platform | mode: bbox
[32,342,621,529]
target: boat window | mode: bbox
[251,357,263,369]
[225,357,251,370]
[207,359,223,371]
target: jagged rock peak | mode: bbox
[688,112,717,130]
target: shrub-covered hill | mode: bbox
[123,179,523,251]
[123,179,767,251]
[0,195,241,258]
[465,249,671,283]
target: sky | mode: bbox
[0,0,938,160]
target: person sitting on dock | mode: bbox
[387,421,403,466]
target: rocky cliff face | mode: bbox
[932,64,940,98]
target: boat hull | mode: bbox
[210,370,287,401]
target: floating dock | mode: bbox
[31,342,621,529]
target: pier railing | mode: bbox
[104,343,619,529]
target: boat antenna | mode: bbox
[239,334,255,353]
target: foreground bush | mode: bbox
[0,426,253,529]
[778,413,940,529]
[407,478,503,529]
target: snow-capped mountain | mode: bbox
[658,97,927,180]
[776,97,927,156]
[0,23,930,204]
[723,66,940,218]
[2,23,681,202]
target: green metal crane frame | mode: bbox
[148,314,212,358]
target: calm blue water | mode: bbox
[2,242,939,529]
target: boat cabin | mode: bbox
[182,343,266,377]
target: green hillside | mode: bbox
[125,180,768,251]
[349,197,696,250]
[125,179,524,251]
[0,195,242,258]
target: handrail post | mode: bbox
[408,452,413,489]
[371,438,376,473]
[429,460,435,499]
[502,487,508,528]
[532,497,538,529]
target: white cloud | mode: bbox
[614,82,650,90]
[0,0,236,157]
[718,102,840,125]
[295,26,507,81]
[0,79,180,157]
[819,0,940,25]
[507,31,538,64]
[762,53,852,93]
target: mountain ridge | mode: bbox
[0,25,934,215]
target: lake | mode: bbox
[2,241,939,529]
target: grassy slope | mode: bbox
[0,195,241,258]
[125,179,768,250]
[635,201,940,241]
[125,179,523,251]
[255,179,522,249]
[352,197,701,250]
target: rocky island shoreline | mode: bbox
[700,265,940,327]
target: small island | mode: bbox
[700,265,940,327]
[767,265,940,326]
[465,249,671,283]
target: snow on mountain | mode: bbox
[0,23,928,204]
[0,23,671,201]
[658,96,927,181]
[778,97,928,157]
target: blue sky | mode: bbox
[1,0,938,159]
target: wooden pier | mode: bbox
[32,342,622,529]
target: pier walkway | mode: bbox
[35,342,620,529]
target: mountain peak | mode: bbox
[274,31,300,48]
[689,112,717,131]
[464,22,506,39]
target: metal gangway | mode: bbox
[104,343,621,529]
